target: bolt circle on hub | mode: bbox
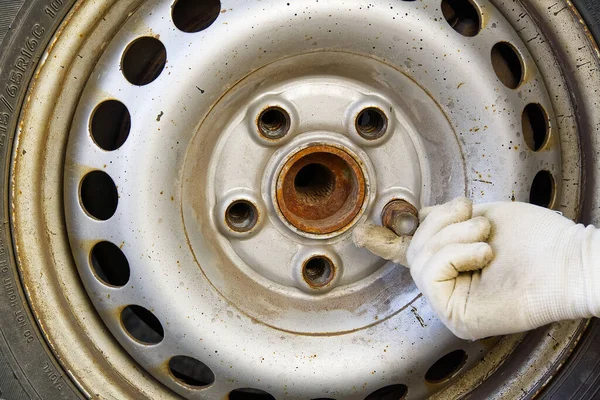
[276,144,367,235]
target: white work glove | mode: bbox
[353,198,600,340]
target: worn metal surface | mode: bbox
[7,0,600,399]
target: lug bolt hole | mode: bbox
[356,107,388,140]
[303,256,334,288]
[258,107,290,139]
[225,200,258,232]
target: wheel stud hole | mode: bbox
[425,349,468,383]
[441,0,481,37]
[522,103,549,151]
[172,0,221,33]
[258,107,290,139]
[225,200,258,232]
[303,256,334,288]
[491,42,523,89]
[168,355,215,388]
[530,170,555,208]
[356,107,387,140]
[121,305,164,345]
[122,37,167,86]
[294,163,335,203]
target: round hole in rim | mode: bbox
[172,0,221,33]
[491,42,524,89]
[276,145,366,235]
[229,388,276,400]
[225,200,258,232]
[168,355,215,388]
[122,36,167,86]
[302,256,335,288]
[441,0,481,37]
[90,241,130,287]
[258,106,291,139]
[530,170,555,208]
[365,384,408,400]
[121,305,164,345]
[425,349,468,383]
[80,170,118,221]
[522,103,550,151]
[90,100,131,151]
[356,107,388,140]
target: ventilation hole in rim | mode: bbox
[90,100,131,151]
[356,107,387,140]
[303,256,334,288]
[121,305,164,345]
[365,384,408,400]
[122,37,167,86]
[491,42,523,89]
[258,107,290,139]
[425,349,468,383]
[229,388,276,400]
[169,355,215,387]
[530,170,555,208]
[80,171,118,221]
[441,0,481,37]
[90,242,129,287]
[225,200,258,232]
[172,0,221,33]
[522,103,550,151]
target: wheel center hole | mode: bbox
[293,163,335,203]
[276,146,366,235]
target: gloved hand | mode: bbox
[353,198,600,340]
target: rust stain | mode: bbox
[381,199,419,236]
[276,144,366,235]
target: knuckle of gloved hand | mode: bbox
[471,216,491,236]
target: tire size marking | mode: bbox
[45,0,66,19]
[0,23,45,144]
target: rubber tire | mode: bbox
[0,1,598,400]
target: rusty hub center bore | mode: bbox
[276,145,366,234]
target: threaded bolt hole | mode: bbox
[356,107,387,139]
[258,107,290,139]
[225,200,258,232]
[303,256,334,287]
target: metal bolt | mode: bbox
[381,199,419,237]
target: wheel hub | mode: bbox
[276,144,366,235]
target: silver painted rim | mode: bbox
[9,0,599,398]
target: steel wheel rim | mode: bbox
[7,0,596,394]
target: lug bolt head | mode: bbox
[381,200,419,237]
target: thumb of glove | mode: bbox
[352,224,411,266]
